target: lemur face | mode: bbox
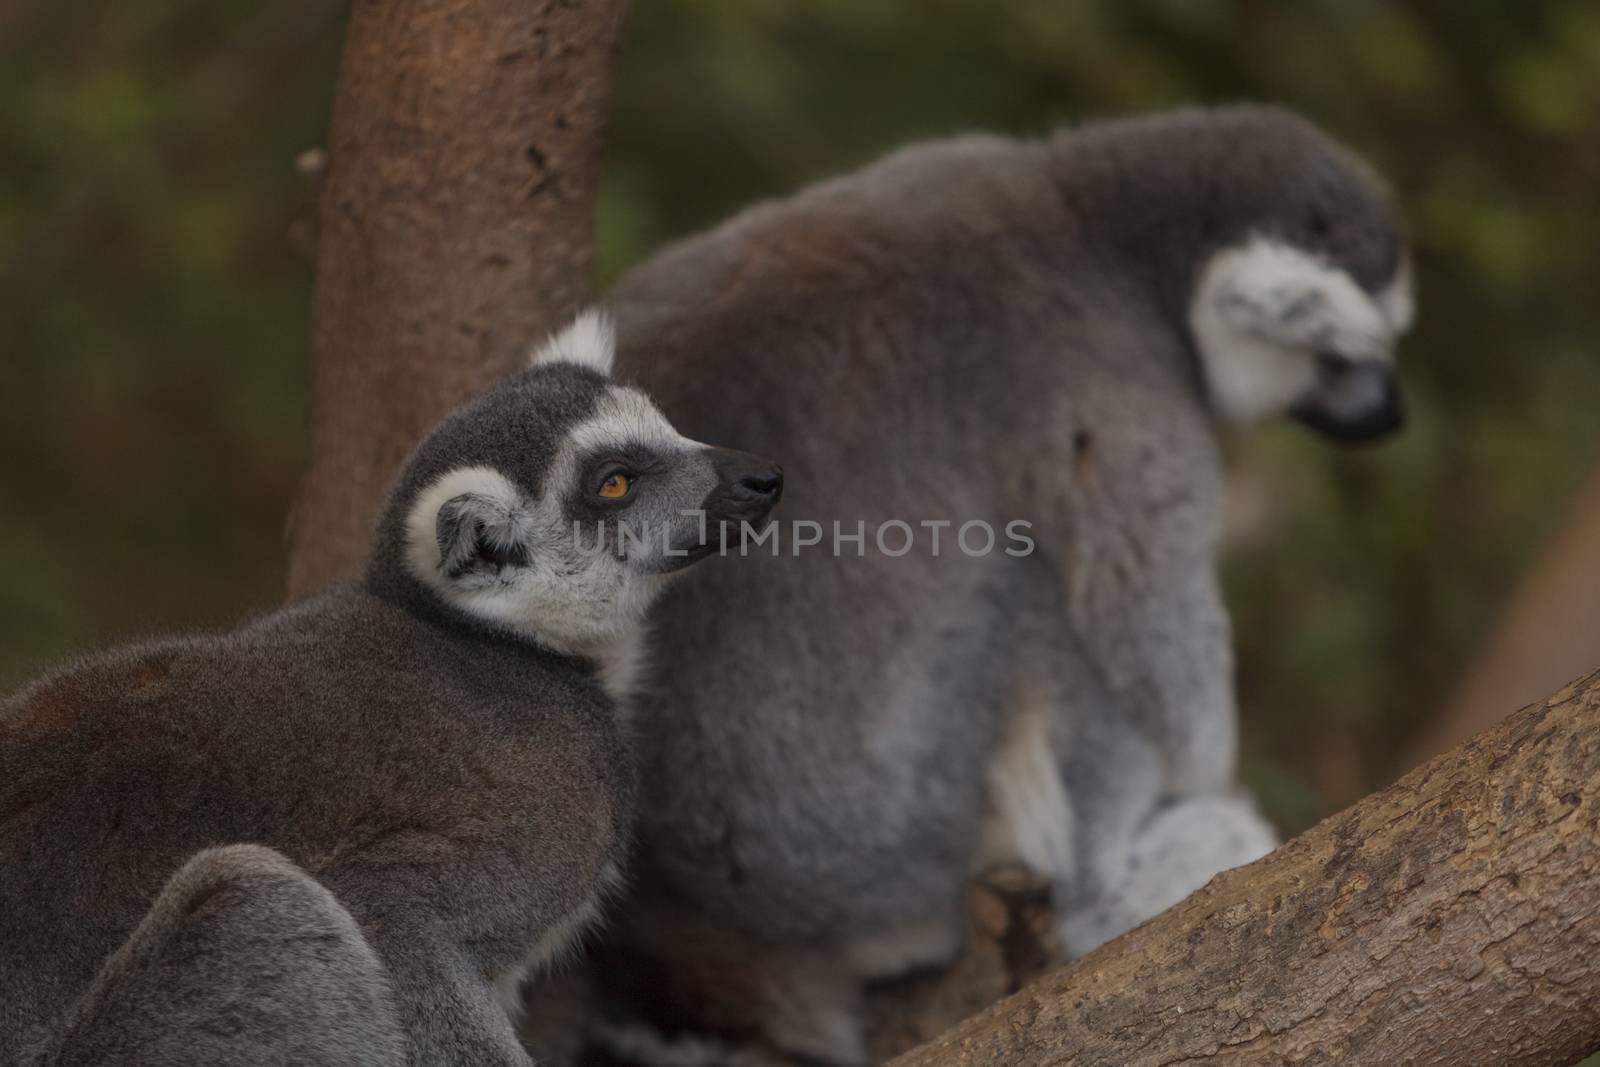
[399,313,782,655]
[1188,183,1414,443]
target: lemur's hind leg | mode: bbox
[973,562,1078,887]
[976,598,1276,961]
[1074,791,1276,953]
[1056,668,1277,957]
[37,844,405,1067]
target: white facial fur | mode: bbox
[1377,256,1415,334]
[566,385,693,456]
[1189,235,1413,425]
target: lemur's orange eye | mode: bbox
[598,473,631,499]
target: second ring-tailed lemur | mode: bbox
[568,104,1413,1066]
[0,313,783,1066]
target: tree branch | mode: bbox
[890,671,1600,1067]
[1407,463,1600,773]
[287,0,625,599]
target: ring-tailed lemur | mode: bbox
[560,105,1413,1066]
[0,313,783,1066]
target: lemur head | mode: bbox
[1059,105,1414,443]
[1180,106,1413,442]
[368,311,783,657]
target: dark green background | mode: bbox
[4,0,1598,832]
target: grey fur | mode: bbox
[568,104,1411,1065]
[1,335,780,1065]
[35,845,407,1067]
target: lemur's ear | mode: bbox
[435,492,532,578]
[405,467,534,586]
[530,309,615,375]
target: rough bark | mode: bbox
[287,0,624,598]
[1407,462,1600,771]
[887,671,1600,1067]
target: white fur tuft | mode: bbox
[844,919,961,980]
[530,309,616,375]
[973,697,1073,882]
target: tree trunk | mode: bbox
[287,0,625,599]
[888,671,1600,1067]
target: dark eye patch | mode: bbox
[1306,204,1332,238]
[580,444,664,489]
[566,444,665,523]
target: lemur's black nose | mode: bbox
[705,450,785,521]
[738,466,784,503]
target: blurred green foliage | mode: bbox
[3,1,1599,832]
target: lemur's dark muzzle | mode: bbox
[702,448,784,529]
[1292,360,1405,445]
